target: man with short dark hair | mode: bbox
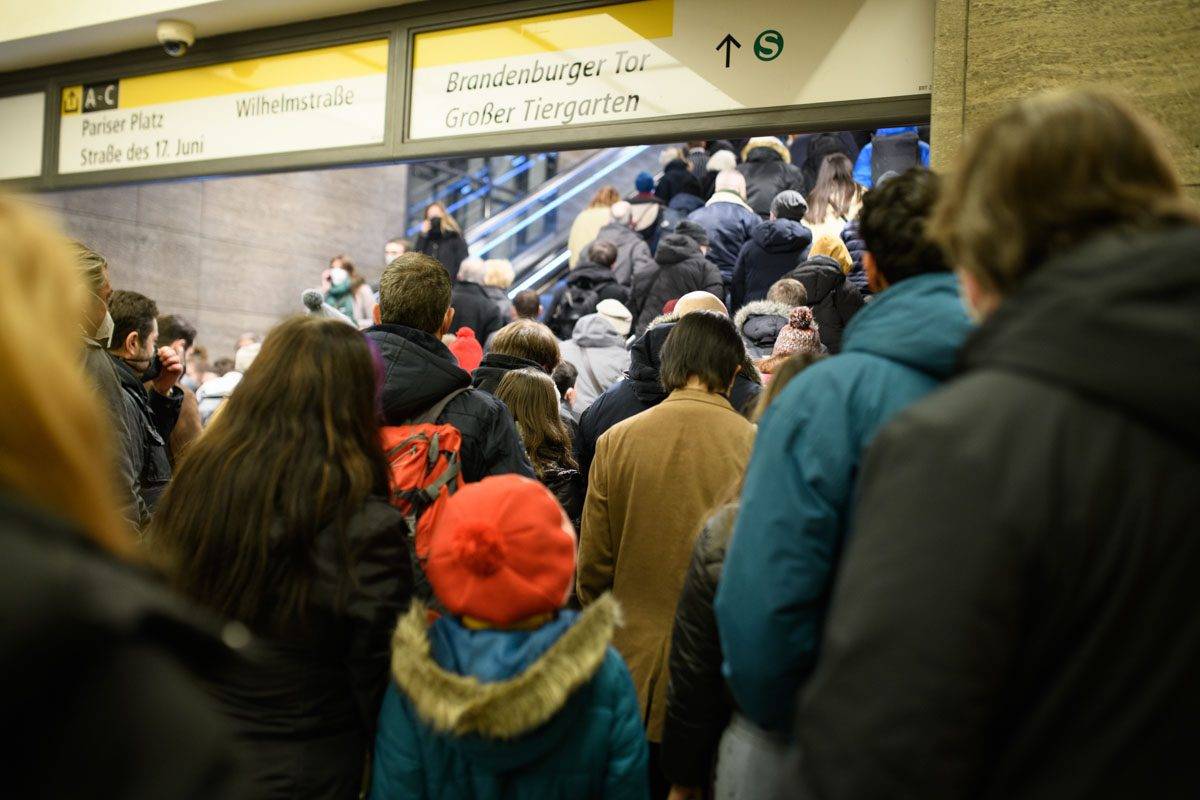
[106,290,185,511]
[512,290,542,321]
[715,168,973,732]
[367,252,533,481]
[157,314,202,462]
[545,239,630,339]
[578,311,755,795]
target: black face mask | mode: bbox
[139,351,163,382]
[430,217,442,233]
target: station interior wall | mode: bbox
[28,163,408,359]
[931,0,1200,204]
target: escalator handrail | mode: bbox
[471,145,651,257]
[465,146,647,247]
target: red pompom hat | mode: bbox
[424,475,576,626]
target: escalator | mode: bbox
[404,144,662,297]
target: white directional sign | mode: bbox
[407,0,933,140]
[0,92,45,180]
[58,40,388,174]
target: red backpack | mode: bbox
[381,387,470,562]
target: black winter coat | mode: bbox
[737,146,805,218]
[655,160,704,205]
[545,261,630,339]
[630,234,724,333]
[413,228,469,282]
[471,352,544,395]
[797,227,1200,800]
[540,462,585,531]
[840,218,870,295]
[730,219,813,311]
[366,324,534,482]
[201,499,412,800]
[111,354,181,510]
[787,255,864,353]
[450,281,504,342]
[662,503,738,787]
[2,493,247,799]
[577,321,761,479]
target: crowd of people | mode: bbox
[4,88,1199,799]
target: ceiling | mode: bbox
[0,0,422,73]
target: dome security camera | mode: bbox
[157,20,196,57]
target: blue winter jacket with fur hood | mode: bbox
[370,595,648,799]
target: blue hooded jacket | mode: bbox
[714,272,971,731]
[853,127,931,188]
[370,596,648,799]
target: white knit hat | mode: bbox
[596,298,633,336]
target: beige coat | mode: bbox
[577,388,755,740]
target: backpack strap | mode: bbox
[407,386,471,426]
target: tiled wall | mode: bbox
[931,0,1200,200]
[28,163,408,360]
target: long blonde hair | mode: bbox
[0,196,132,557]
[425,201,462,235]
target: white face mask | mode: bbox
[88,293,114,347]
[330,267,349,285]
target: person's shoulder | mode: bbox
[872,370,1039,464]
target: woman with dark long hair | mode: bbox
[804,153,864,242]
[149,315,413,800]
[413,201,469,282]
[495,367,584,528]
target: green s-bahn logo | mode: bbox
[754,29,784,62]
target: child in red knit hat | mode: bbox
[369,475,649,799]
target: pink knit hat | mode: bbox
[772,307,822,357]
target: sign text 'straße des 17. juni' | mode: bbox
[58,40,388,175]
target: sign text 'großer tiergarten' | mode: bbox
[406,0,933,140]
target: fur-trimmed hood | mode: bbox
[741,136,792,164]
[389,594,619,765]
[734,300,792,358]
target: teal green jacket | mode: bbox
[370,595,648,799]
[715,272,972,731]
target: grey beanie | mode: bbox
[771,190,808,222]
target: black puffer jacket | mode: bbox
[630,234,724,333]
[576,320,761,479]
[545,261,631,339]
[2,493,248,799]
[787,255,865,353]
[798,227,1200,800]
[110,354,181,510]
[841,218,870,295]
[200,499,412,800]
[472,352,544,395]
[413,227,469,283]
[662,503,738,787]
[365,324,534,481]
[450,282,504,342]
[737,145,805,218]
[731,219,813,311]
[655,160,704,206]
[734,299,792,359]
